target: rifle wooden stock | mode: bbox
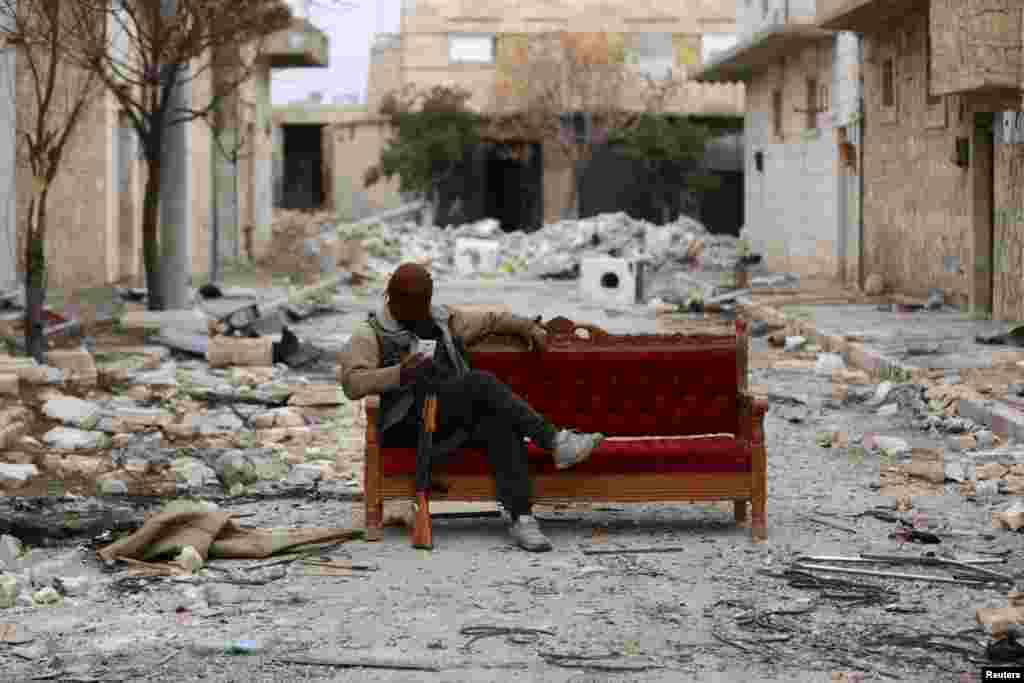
[412,395,438,550]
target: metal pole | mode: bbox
[159,0,192,309]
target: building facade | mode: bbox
[349,0,746,226]
[819,0,1023,318]
[0,12,328,293]
[695,0,864,283]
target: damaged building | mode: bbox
[694,0,864,284]
[317,0,746,232]
[818,0,1024,319]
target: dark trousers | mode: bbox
[380,369,558,518]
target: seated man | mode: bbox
[338,262,605,552]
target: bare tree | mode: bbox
[0,0,101,361]
[65,0,292,310]
[492,32,691,220]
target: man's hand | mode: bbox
[527,324,548,353]
[399,352,435,386]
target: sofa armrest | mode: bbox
[737,391,768,446]
[363,396,380,446]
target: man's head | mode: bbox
[386,262,433,325]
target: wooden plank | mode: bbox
[380,473,753,502]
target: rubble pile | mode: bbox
[0,351,366,501]
[260,211,340,281]
[339,212,743,281]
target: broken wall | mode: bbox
[329,118,404,219]
[861,7,975,305]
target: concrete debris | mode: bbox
[814,353,846,375]
[783,336,807,352]
[865,435,910,456]
[43,427,105,451]
[0,535,22,568]
[41,397,101,428]
[0,464,39,487]
[0,573,18,608]
[326,211,739,282]
[876,404,899,417]
[865,381,894,406]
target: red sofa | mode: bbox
[362,317,768,543]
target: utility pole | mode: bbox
[0,1,16,293]
[159,0,192,309]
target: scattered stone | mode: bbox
[252,407,305,429]
[815,353,846,375]
[32,586,61,605]
[171,457,221,495]
[43,427,104,451]
[0,463,39,487]
[926,289,944,310]
[130,366,179,387]
[97,479,128,496]
[1010,383,1024,397]
[783,336,806,353]
[865,273,885,296]
[0,573,18,608]
[865,381,894,407]
[1004,476,1024,496]
[285,463,325,487]
[976,430,996,449]
[876,403,899,417]
[976,462,1010,480]
[53,575,91,597]
[185,410,245,435]
[944,460,967,483]
[42,397,101,428]
[868,436,909,456]
[0,535,21,568]
[203,584,251,606]
[214,449,289,489]
[976,479,1001,498]
[289,385,344,407]
[0,374,18,396]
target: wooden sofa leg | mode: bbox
[733,500,748,525]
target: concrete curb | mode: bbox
[739,298,1024,443]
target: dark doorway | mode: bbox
[280,124,325,210]
[484,142,543,232]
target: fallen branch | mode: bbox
[797,554,1016,583]
[275,655,441,672]
[792,562,996,586]
[804,515,859,534]
[581,546,687,556]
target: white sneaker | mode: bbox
[509,515,552,552]
[552,430,605,470]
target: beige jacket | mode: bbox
[337,305,537,401]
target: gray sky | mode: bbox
[272,0,400,105]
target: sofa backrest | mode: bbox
[468,332,740,438]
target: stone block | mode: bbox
[289,385,344,407]
[454,238,501,275]
[0,374,18,396]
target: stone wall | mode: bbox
[931,0,1022,96]
[861,6,974,305]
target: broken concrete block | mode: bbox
[783,336,806,352]
[455,238,501,276]
[945,459,966,483]
[977,463,1010,480]
[43,427,104,451]
[1005,475,1024,496]
[119,309,210,334]
[46,349,97,386]
[0,463,39,487]
[871,436,909,456]
[207,336,274,368]
[251,407,305,429]
[876,403,899,417]
[904,449,945,485]
[866,381,894,406]
[54,575,91,597]
[976,430,996,449]
[0,374,18,396]
[42,397,101,429]
[288,385,344,407]
[814,353,846,375]
[96,478,128,497]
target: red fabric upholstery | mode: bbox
[380,434,750,477]
[467,343,739,437]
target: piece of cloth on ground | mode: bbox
[97,509,360,562]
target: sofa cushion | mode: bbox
[380,434,749,477]
[468,335,739,438]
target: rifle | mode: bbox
[411,391,472,550]
[412,394,438,549]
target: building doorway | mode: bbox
[280,124,325,210]
[484,142,543,232]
